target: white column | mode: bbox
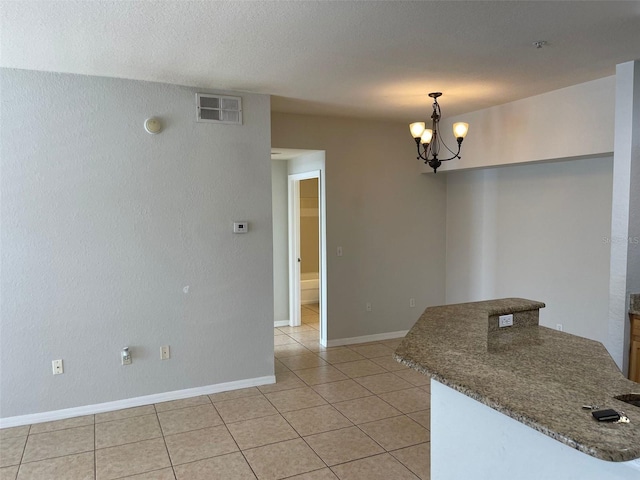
[608,60,640,372]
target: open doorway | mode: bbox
[288,172,321,333]
[299,178,320,330]
[271,149,327,346]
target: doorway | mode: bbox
[298,178,321,331]
[288,171,324,339]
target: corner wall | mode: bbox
[271,161,289,323]
[0,69,274,419]
[446,157,613,343]
[609,60,640,372]
[272,113,447,341]
[433,76,615,172]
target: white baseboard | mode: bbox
[326,330,408,347]
[274,320,290,327]
[0,375,275,428]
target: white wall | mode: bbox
[609,60,640,372]
[288,151,326,175]
[271,160,289,323]
[446,157,613,343]
[433,76,615,172]
[0,69,274,419]
[272,113,447,341]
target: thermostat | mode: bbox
[233,221,248,233]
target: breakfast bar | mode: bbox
[394,298,640,479]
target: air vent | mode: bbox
[196,93,242,125]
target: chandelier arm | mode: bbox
[439,135,458,157]
[415,140,430,161]
[437,142,462,162]
[416,142,427,162]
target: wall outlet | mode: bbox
[160,345,171,360]
[409,298,416,308]
[52,359,64,375]
[556,324,563,332]
[233,221,248,233]
[499,314,514,328]
[366,302,372,312]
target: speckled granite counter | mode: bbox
[630,293,640,315]
[394,298,640,462]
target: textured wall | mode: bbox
[433,76,615,172]
[445,157,613,344]
[0,69,273,418]
[609,60,640,371]
[272,113,447,341]
[271,160,289,323]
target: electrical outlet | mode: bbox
[409,298,416,308]
[366,302,372,312]
[52,359,63,375]
[499,314,513,328]
[160,345,171,360]
[556,324,563,332]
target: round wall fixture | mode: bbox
[144,117,163,134]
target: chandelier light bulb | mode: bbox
[420,129,433,145]
[453,122,469,140]
[409,122,426,139]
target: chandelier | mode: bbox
[409,92,469,173]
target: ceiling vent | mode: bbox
[196,93,242,125]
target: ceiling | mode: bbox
[2,1,639,122]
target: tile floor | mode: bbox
[0,304,430,479]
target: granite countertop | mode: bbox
[394,298,640,462]
[630,294,640,316]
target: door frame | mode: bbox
[288,170,326,344]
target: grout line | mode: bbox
[21,421,95,437]
[329,451,422,478]
[279,466,330,479]
[17,427,29,467]
[93,416,97,479]
[95,408,156,425]
[111,466,176,480]
[153,403,175,476]
[292,421,358,439]
[17,447,96,466]
[96,434,166,452]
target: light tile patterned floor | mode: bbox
[0,304,430,479]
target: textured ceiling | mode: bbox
[2,1,640,121]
